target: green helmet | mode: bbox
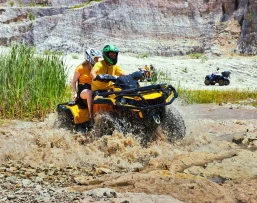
[102,44,120,65]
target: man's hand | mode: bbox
[93,74,112,82]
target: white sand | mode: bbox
[64,53,257,91]
[1,45,256,91]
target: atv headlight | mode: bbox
[120,98,127,105]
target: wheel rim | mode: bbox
[218,79,225,86]
[204,79,210,85]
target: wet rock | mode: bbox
[87,188,116,198]
[7,194,16,200]
[232,134,245,144]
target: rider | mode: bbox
[214,68,221,75]
[71,48,102,126]
[90,44,126,91]
[144,65,150,71]
[150,64,155,72]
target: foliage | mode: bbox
[136,53,149,59]
[0,43,70,120]
[177,88,257,106]
[72,55,79,59]
[18,0,22,6]
[44,49,63,56]
[87,0,102,4]
[10,1,14,7]
[150,69,172,85]
[69,3,86,9]
[28,12,36,21]
[189,53,203,59]
[69,0,102,9]
[29,2,36,6]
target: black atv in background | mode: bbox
[204,69,231,86]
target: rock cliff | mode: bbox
[0,0,256,55]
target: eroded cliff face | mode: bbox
[0,0,256,55]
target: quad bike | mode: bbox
[57,71,186,144]
[204,70,231,86]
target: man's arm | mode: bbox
[90,67,97,80]
[115,65,126,76]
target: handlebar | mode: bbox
[93,74,117,82]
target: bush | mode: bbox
[0,43,70,120]
[10,1,14,7]
[177,88,257,105]
[28,12,36,21]
[136,53,149,58]
[189,53,203,59]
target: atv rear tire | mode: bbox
[159,106,186,142]
[204,79,210,86]
[218,79,225,86]
[57,107,74,130]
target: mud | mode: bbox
[0,101,257,202]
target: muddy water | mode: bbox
[179,103,257,120]
[1,102,257,202]
[0,102,255,168]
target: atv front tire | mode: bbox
[225,79,230,85]
[93,113,116,136]
[204,79,210,86]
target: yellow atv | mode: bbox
[57,72,185,144]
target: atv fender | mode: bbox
[57,102,90,125]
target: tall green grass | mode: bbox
[177,88,257,106]
[0,43,70,120]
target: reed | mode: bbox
[177,88,257,106]
[0,43,70,120]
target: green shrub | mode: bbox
[28,12,36,21]
[136,53,149,59]
[72,55,78,59]
[18,0,23,6]
[29,2,36,6]
[189,53,203,59]
[0,43,70,120]
[150,69,172,85]
[10,1,14,7]
[44,49,63,56]
[177,88,257,105]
